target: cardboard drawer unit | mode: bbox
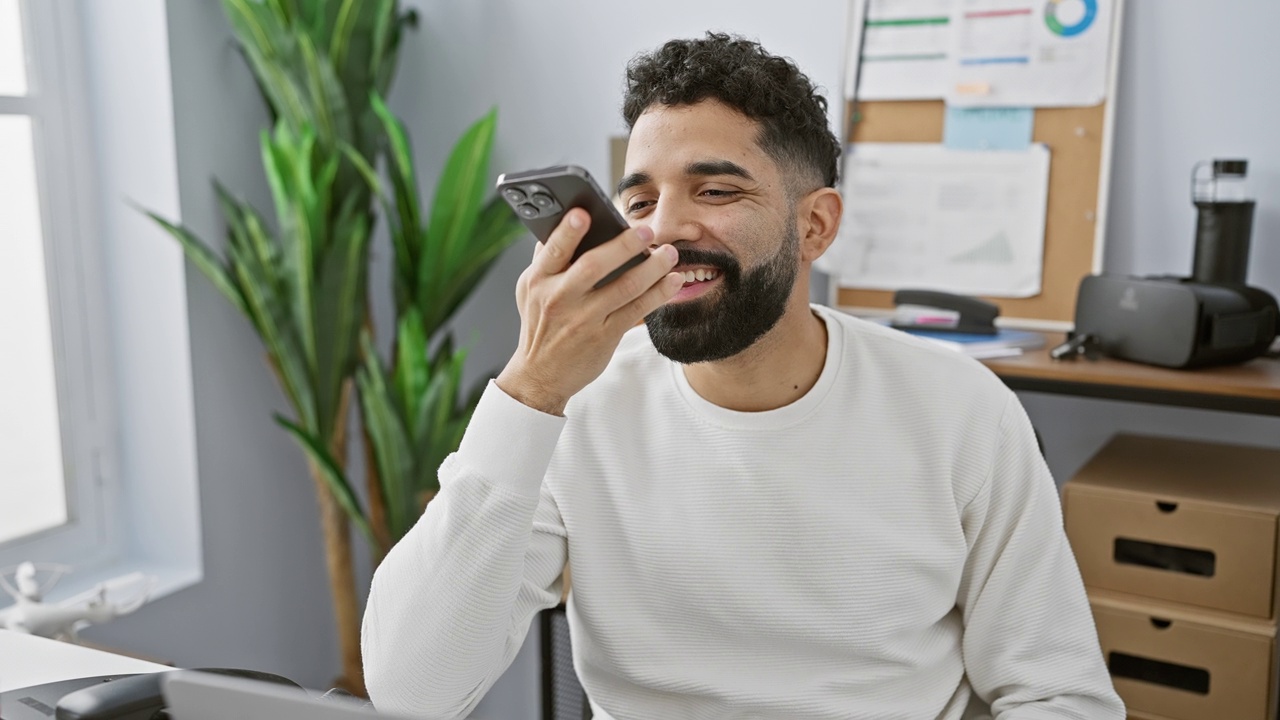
[1091,590,1278,720]
[1064,434,1280,619]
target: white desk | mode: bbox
[0,629,169,692]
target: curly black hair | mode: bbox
[622,32,840,191]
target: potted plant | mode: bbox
[148,0,524,692]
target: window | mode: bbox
[0,0,116,567]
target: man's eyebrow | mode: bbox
[616,160,755,196]
[686,159,755,182]
[617,172,651,196]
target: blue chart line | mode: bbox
[960,56,1031,65]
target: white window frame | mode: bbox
[1,0,202,603]
[0,1,119,570]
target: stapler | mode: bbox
[890,289,999,336]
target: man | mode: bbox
[362,33,1124,720]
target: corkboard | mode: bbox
[835,99,1109,327]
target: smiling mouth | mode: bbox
[678,268,720,286]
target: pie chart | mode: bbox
[1044,0,1097,37]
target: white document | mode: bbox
[847,0,953,101]
[833,143,1051,298]
[946,0,1114,107]
[845,0,1114,106]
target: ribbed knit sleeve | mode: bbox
[362,381,569,719]
[957,394,1125,719]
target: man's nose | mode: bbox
[644,196,701,249]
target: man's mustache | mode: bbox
[671,245,740,276]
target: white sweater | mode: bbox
[362,305,1124,720]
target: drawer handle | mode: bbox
[1150,618,1172,629]
[1114,538,1216,577]
[1156,501,1178,513]
[1109,651,1209,695]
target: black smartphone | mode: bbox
[496,164,649,288]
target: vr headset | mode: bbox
[1072,274,1278,369]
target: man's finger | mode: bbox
[588,242,677,313]
[567,225,654,290]
[608,270,684,332]
[532,208,590,276]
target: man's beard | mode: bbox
[645,220,800,364]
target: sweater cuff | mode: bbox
[454,380,568,499]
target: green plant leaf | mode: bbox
[144,211,250,321]
[420,109,497,324]
[356,334,415,537]
[327,0,359,72]
[225,240,314,427]
[427,195,526,336]
[276,414,373,543]
[339,141,383,196]
[312,200,369,440]
[222,0,276,60]
[369,1,399,95]
[390,310,426,435]
[265,0,299,25]
[370,93,422,314]
[300,31,354,146]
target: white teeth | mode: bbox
[681,269,719,284]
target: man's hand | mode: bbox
[496,208,682,416]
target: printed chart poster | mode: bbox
[848,0,953,100]
[946,0,1114,107]
[847,0,1114,105]
[835,143,1051,298]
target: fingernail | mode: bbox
[569,210,584,229]
[634,226,653,243]
[659,244,678,263]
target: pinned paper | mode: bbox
[943,106,1034,151]
[945,0,1114,107]
[835,142,1051,298]
[953,81,990,97]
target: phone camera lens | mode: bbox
[517,203,540,219]
[502,188,528,205]
[530,193,556,210]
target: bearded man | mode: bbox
[362,32,1123,720]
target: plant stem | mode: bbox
[364,423,392,561]
[363,309,393,561]
[310,378,365,695]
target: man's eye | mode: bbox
[627,200,654,213]
[702,189,738,199]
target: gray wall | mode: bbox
[75,0,1280,716]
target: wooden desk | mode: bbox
[983,333,1280,417]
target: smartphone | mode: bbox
[496,164,648,288]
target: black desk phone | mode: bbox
[0,668,298,720]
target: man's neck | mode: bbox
[681,300,829,412]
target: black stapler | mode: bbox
[890,289,999,336]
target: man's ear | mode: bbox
[797,187,843,263]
